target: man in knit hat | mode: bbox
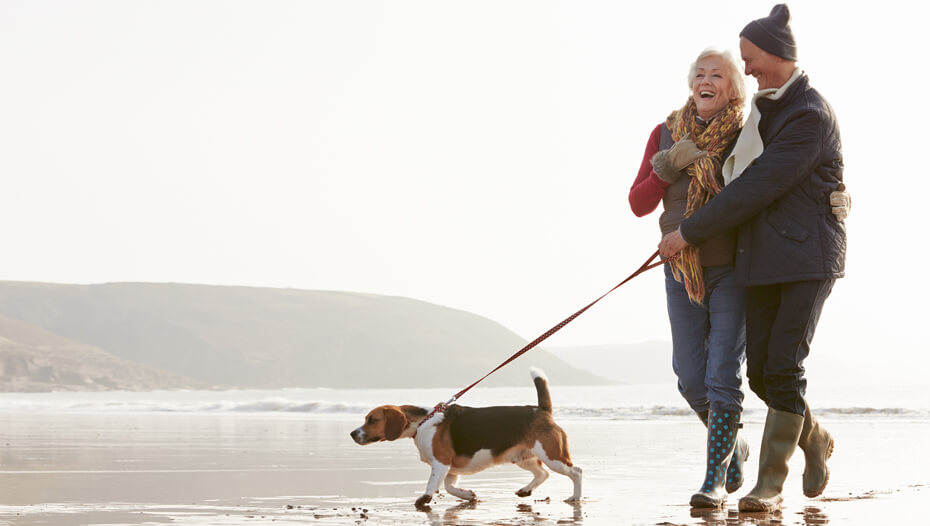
[659,4,846,512]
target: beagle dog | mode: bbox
[350,368,582,509]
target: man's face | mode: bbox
[740,37,782,90]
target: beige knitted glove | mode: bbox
[651,133,706,184]
[830,183,851,221]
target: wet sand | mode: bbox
[0,411,927,525]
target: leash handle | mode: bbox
[425,250,671,418]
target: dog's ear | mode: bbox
[384,407,408,441]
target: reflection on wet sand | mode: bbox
[424,499,585,525]
[688,505,832,526]
[801,506,829,525]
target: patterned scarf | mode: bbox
[666,98,743,304]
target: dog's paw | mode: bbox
[415,494,432,511]
[564,496,582,504]
[464,490,477,501]
[516,488,532,498]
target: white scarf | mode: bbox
[722,68,802,185]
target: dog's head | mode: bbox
[350,405,411,445]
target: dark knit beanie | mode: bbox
[740,4,798,61]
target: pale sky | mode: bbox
[1,1,926,384]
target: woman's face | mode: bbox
[692,56,734,120]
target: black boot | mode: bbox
[696,409,748,493]
[691,406,741,508]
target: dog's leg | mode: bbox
[532,443,583,502]
[416,461,451,510]
[514,458,549,498]
[443,473,477,501]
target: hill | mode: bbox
[0,282,608,390]
[0,314,201,391]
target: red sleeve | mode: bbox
[628,124,671,217]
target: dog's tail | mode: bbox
[530,367,552,413]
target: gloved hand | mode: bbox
[830,183,851,221]
[651,133,706,184]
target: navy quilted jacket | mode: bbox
[679,73,846,286]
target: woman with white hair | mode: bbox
[628,48,749,508]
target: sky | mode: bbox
[1,1,927,384]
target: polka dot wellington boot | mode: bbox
[690,405,742,508]
[696,409,749,493]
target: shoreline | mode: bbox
[0,412,928,525]
[0,484,926,525]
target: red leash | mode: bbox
[425,250,672,420]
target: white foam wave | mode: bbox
[554,406,930,420]
[4,398,926,419]
[0,397,373,415]
[2,386,928,419]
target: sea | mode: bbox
[1,382,927,421]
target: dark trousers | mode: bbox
[745,279,835,417]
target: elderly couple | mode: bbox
[629,4,848,511]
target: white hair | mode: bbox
[687,48,747,108]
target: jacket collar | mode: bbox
[757,70,809,111]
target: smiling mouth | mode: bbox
[700,91,715,99]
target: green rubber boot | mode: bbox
[797,401,834,497]
[738,408,804,512]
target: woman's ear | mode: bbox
[384,407,408,441]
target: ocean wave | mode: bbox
[815,407,929,417]
[559,406,930,420]
[4,397,928,419]
[562,406,930,419]
[1,397,374,415]
[556,406,697,419]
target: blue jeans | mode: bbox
[665,263,747,413]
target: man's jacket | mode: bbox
[679,73,846,286]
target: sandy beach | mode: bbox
[0,395,928,526]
